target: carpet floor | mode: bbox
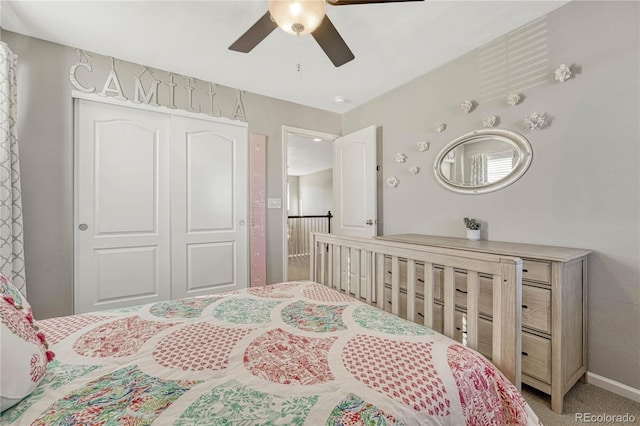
[522,383,639,425]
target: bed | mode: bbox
[1,234,540,425]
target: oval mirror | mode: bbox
[434,128,532,194]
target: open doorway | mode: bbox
[281,126,339,281]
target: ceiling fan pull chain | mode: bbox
[296,34,303,75]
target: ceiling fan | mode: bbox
[229,0,424,67]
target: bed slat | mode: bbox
[443,266,455,339]
[376,252,385,309]
[466,270,480,351]
[423,262,434,328]
[353,248,361,301]
[494,259,522,389]
[334,245,341,291]
[365,250,373,304]
[327,244,334,288]
[391,256,400,316]
[406,259,416,322]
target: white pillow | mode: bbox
[0,292,54,411]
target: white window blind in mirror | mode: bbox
[487,153,513,183]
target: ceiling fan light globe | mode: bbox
[269,0,327,35]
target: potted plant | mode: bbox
[463,217,482,241]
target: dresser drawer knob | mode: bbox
[523,269,529,273]
[522,351,529,356]
[522,304,528,309]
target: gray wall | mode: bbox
[298,168,332,216]
[1,30,341,319]
[287,176,300,216]
[343,1,639,389]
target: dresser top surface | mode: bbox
[376,234,591,262]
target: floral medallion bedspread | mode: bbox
[1,281,540,425]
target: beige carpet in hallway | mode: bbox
[288,254,311,281]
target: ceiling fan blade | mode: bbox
[328,0,424,5]
[229,11,278,53]
[311,16,355,67]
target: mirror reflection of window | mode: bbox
[486,151,515,183]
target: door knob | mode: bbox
[365,219,374,225]
[78,224,88,231]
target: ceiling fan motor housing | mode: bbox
[268,0,327,35]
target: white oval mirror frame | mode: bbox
[433,128,533,195]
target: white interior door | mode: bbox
[333,125,377,237]
[75,99,171,313]
[170,116,248,299]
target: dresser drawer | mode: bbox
[418,299,443,332]
[522,332,551,384]
[522,285,551,334]
[381,289,443,331]
[522,259,551,284]
[384,258,443,301]
[415,302,492,358]
[454,272,493,317]
[383,286,409,319]
[449,275,550,334]
[450,314,552,383]
[453,311,493,359]
[400,291,551,384]
[384,287,443,325]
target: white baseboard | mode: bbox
[587,372,640,402]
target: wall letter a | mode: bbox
[100,58,127,101]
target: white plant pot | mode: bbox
[467,229,481,241]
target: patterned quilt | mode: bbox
[1,281,540,425]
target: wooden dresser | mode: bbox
[376,234,591,414]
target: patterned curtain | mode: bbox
[0,42,26,295]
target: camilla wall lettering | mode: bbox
[69,51,246,121]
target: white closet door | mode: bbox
[170,116,248,299]
[75,100,171,313]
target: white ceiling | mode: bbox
[287,133,333,176]
[1,0,569,113]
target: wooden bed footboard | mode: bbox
[309,232,523,388]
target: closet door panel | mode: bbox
[96,247,158,300]
[187,242,235,291]
[171,116,248,299]
[75,100,171,313]
[187,133,234,231]
[95,122,158,234]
